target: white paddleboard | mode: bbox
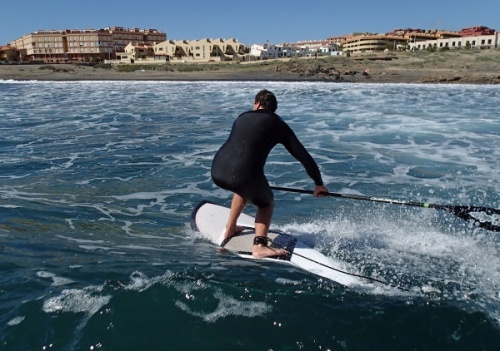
[191,201,364,287]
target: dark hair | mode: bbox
[254,89,278,112]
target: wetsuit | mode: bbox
[211,109,324,207]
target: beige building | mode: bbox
[184,38,246,61]
[330,29,464,53]
[10,27,166,63]
[112,38,247,63]
[115,42,155,63]
[173,40,191,59]
[211,38,247,58]
[343,34,409,53]
[327,33,370,46]
[0,45,20,62]
[153,40,177,60]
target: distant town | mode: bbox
[0,25,498,65]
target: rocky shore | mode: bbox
[1,49,500,84]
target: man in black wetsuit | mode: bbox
[211,89,329,258]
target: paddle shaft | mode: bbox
[271,186,434,208]
[270,186,500,232]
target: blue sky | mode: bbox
[2,0,499,46]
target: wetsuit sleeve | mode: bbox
[279,121,324,186]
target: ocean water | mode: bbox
[0,80,499,350]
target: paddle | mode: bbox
[270,186,500,232]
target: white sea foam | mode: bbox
[37,271,75,286]
[120,266,273,322]
[175,290,271,323]
[1,80,499,328]
[279,206,499,318]
[43,287,111,315]
[7,316,25,326]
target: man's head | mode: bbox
[253,89,278,112]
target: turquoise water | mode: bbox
[0,80,499,350]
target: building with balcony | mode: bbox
[182,38,246,61]
[9,27,166,63]
[110,38,246,63]
[343,34,408,53]
[107,27,166,53]
[153,40,177,61]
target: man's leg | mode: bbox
[224,193,246,239]
[253,202,288,258]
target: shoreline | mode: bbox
[1,50,500,84]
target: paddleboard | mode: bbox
[191,200,363,287]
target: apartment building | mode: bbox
[331,28,464,53]
[153,40,177,60]
[184,38,246,61]
[172,40,191,59]
[388,28,462,40]
[120,43,155,62]
[112,37,247,63]
[9,27,166,63]
[11,29,112,63]
[327,33,370,46]
[343,35,409,53]
[109,27,166,53]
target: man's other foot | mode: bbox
[224,225,244,239]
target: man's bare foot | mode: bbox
[224,225,244,239]
[253,245,288,258]
[252,243,288,258]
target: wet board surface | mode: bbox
[191,201,363,287]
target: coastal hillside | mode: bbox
[1,49,499,84]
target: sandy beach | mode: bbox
[1,49,500,84]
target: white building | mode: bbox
[319,43,343,56]
[263,44,287,59]
[250,42,343,60]
[250,44,265,57]
[408,32,499,51]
